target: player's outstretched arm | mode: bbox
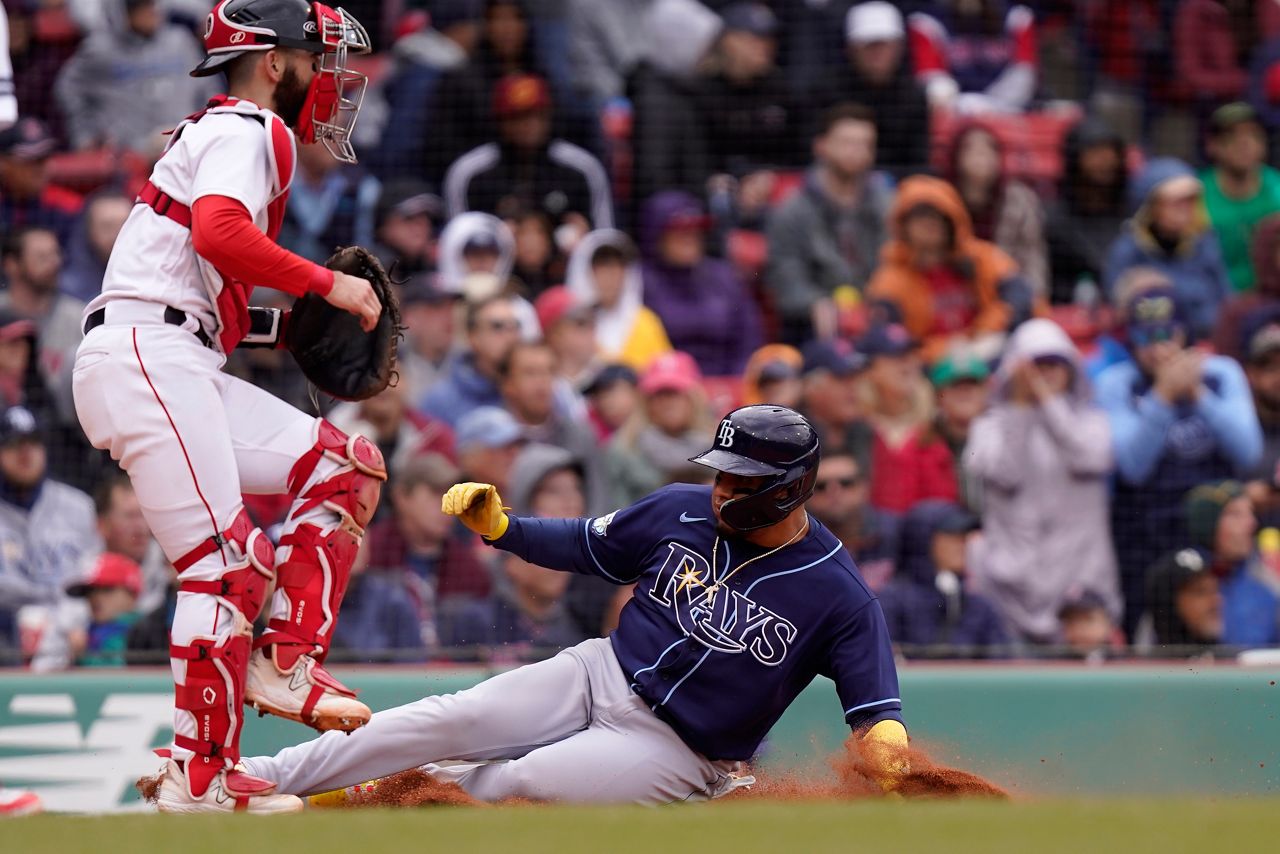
[441,482,644,584]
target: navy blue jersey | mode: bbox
[490,484,903,760]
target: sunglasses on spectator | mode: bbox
[476,319,520,333]
[815,476,861,493]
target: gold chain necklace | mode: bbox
[696,516,811,605]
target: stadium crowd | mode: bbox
[4,0,1280,668]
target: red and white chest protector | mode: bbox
[89,96,297,353]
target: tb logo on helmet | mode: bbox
[716,420,735,448]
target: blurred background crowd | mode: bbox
[3,0,1280,669]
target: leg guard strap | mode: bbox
[173,507,255,573]
[177,526,276,622]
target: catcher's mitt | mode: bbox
[285,246,402,401]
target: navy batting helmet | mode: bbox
[689,405,821,532]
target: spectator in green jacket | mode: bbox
[1200,103,1280,293]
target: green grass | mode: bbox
[7,799,1280,854]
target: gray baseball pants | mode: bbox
[242,637,749,804]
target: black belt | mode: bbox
[84,305,213,349]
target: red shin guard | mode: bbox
[257,421,386,668]
[170,509,278,797]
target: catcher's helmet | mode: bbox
[689,405,821,532]
[193,1,371,162]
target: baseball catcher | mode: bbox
[75,0,395,814]
[235,406,910,804]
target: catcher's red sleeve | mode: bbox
[191,195,334,297]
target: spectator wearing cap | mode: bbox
[1096,287,1263,637]
[565,229,671,372]
[1212,213,1280,362]
[945,121,1048,301]
[0,405,101,649]
[697,2,802,180]
[967,319,1121,643]
[877,500,1011,657]
[444,72,613,230]
[1144,482,1280,648]
[431,0,559,182]
[487,443,592,649]
[0,118,81,246]
[93,473,169,617]
[582,363,639,443]
[60,190,131,304]
[358,454,494,655]
[639,191,763,376]
[421,294,522,427]
[279,141,380,265]
[929,349,990,511]
[808,2,929,179]
[497,340,603,509]
[1046,116,1131,304]
[373,181,445,279]
[629,0,723,207]
[741,344,803,409]
[1141,547,1225,649]
[53,0,210,156]
[397,274,463,406]
[1103,158,1231,341]
[0,226,85,424]
[807,450,898,592]
[535,285,599,388]
[456,406,526,497]
[1200,104,1280,294]
[858,323,958,515]
[908,1,1038,115]
[798,338,873,477]
[605,351,714,507]
[868,176,1029,366]
[31,553,142,671]
[1239,306,1280,523]
[765,103,891,345]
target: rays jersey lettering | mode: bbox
[648,543,797,665]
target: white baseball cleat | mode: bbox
[245,646,371,733]
[0,785,42,817]
[153,759,302,815]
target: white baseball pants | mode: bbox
[73,314,344,761]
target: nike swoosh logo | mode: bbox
[679,512,707,523]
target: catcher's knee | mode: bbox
[289,419,387,533]
[174,506,277,622]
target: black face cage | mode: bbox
[314,7,370,163]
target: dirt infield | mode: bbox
[315,739,1007,808]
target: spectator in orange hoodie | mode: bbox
[867,175,1030,365]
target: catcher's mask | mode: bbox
[690,405,821,532]
[193,0,371,163]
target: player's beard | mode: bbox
[274,64,311,130]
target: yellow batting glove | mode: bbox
[442,482,510,540]
[861,719,910,793]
